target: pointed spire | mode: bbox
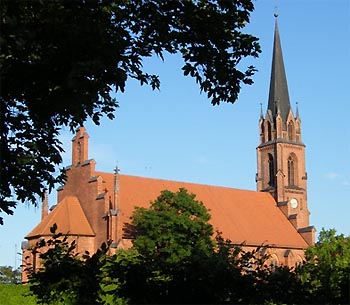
[277,99,281,116]
[296,102,300,119]
[260,102,264,119]
[267,14,291,123]
[113,165,120,210]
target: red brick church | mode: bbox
[22,17,315,276]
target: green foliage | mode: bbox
[28,196,350,304]
[0,266,21,284]
[103,188,217,303]
[297,228,350,304]
[27,225,110,305]
[0,0,260,223]
[0,284,37,305]
[131,188,214,264]
[105,189,286,304]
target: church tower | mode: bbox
[256,15,315,245]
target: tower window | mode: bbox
[288,156,295,186]
[268,154,275,187]
[288,121,294,141]
[260,122,265,143]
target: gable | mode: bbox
[26,196,95,239]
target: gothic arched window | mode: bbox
[288,121,294,140]
[268,153,275,186]
[288,156,295,186]
[260,122,265,143]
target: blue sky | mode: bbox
[1,0,349,268]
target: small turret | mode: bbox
[71,126,89,166]
[41,191,48,220]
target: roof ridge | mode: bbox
[96,171,260,193]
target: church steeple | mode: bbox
[267,15,291,124]
[256,15,314,245]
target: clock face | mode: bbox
[290,198,298,209]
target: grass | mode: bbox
[0,284,37,305]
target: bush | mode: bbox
[0,284,37,305]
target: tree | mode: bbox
[0,0,261,223]
[131,188,214,263]
[27,189,218,304]
[0,266,21,284]
[298,228,350,304]
[27,224,109,305]
[27,190,329,304]
[119,188,215,303]
[110,188,285,304]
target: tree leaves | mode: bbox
[26,211,350,304]
[1,0,260,223]
[130,188,214,265]
[297,228,350,304]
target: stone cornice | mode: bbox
[257,139,305,149]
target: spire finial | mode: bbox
[114,165,120,175]
[274,6,278,18]
[260,102,264,119]
[114,164,120,210]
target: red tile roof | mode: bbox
[26,196,95,239]
[98,173,308,249]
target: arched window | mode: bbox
[296,121,301,134]
[260,122,265,143]
[268,154,275,186]
[267,121,272,141]
[288,121,294,140]
[288,156,295,186]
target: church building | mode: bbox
[22,17,315,277]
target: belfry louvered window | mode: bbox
[288,156,295,186]
[288,121,294,140]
